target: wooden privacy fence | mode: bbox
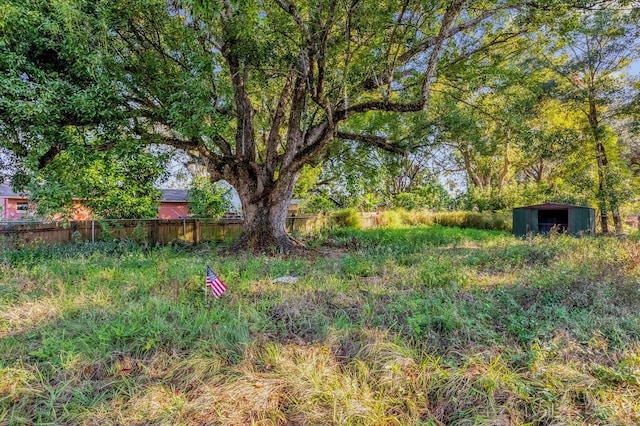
[0,214,357,249]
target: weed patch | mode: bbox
[2,226,640,424]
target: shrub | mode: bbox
[130,223,149,245]
[332,208,362,228]
[300,194,337,213]
[187,177,232,219]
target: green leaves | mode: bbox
[187,177,232,219]
[26,142,168,219]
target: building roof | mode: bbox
[0,184,27,198]
[160,189,188,202]
[1,185,190,203]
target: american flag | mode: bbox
[206,266,227,298]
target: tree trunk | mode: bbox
[590,98,610,234]
[461,148,484,189]
[595,139,610,234]
[228,168,304,254]
[497,136,510,194]
[599,201,609,234]
[613,207,623,234]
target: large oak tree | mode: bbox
[0,0,609,251]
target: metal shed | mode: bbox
[512,203,595,237]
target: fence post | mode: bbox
[289,214,296,232]
[194,219,200,245]
[91,220,95,243]
[153,219,159,246]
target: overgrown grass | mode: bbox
[2,227,640,424]
[379,209,511,231]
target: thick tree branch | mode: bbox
[221,44,257,162]
[282,50,312,169]
[334,0,467,122]
[37,144,64,169]
[267,72,295,174]
[310,0,338,107]
[213,135,233,157]
[420,0,467,105]
[288,121,333,172]
[334,100,423,121]
[157,136,225,171]
[442,29,528,70]
[398,6,499,64]
[273,0,307,35]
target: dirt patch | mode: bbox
[268,290,363,344]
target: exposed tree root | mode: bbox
[225,232,314,257]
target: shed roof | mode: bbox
[515,203,593,210]
[160,189,188,202]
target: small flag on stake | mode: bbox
[206,266,227,298]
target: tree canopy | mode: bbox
[1,0,638,248]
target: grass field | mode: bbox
[2,225,640,425]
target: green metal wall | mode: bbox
[569,207,595,236]
[512,208,528,237]
[512,207,539,237]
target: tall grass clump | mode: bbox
[376,209,511,231]
[378,209,405,228]
[397,209,435,226]
[432,211,511,231]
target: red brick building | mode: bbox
[0,184,93,221]
[158,189,190,219]
[0,184,30,221]
[1,184,196,221]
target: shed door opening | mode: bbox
[537,209,568,233]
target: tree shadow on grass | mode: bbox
[0,290,258,424]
